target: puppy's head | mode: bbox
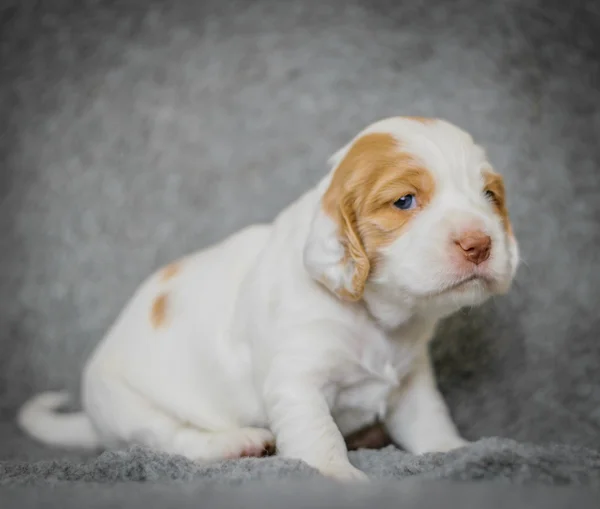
[304,117,519,324]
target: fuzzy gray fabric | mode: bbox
[2,438,600,486]
[2,480,599,509]
[1,0,600,503]
[2,481,600,509]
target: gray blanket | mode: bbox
[2,480,599,509]
[1,0,600,504]
[2,438,600,486]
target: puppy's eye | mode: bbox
[484,189,496,202]
[393,194,417,210]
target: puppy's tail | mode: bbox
[17,391,100,449]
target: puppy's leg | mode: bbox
[263,327,368,481]
[384,349,468,455]
[266,380,367,481]
[86,373,274,460]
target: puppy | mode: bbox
[18,117,519,481]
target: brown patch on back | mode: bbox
[403,116,436,124]
[150,293,169,329]
[160,261,181,281]
[483,171,513,236]
[322,132,436,300]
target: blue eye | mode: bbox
[393,194,417,210]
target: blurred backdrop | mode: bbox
[1,0,599,460]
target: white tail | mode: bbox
[17,391,100,449]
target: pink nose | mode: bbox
[454,230,491,265]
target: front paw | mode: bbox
[318,461,369,482]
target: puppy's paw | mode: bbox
[224,428,276,459]
[318,461,369,482]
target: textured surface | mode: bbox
[2,438,600,486]
[2,480,599,509]
[1,0,600,496]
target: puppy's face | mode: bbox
[304,117,519,324]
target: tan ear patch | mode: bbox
[483,171,512,236]
[160,261,181,281]
[322,132,435,299]
[150,292,169,329]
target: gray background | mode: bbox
[1,0,599,469]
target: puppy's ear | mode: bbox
[303,147,370,302]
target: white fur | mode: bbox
[18,117,519,481]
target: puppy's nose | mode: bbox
[454,231,491,265]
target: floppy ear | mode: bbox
[303,153,370,302]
